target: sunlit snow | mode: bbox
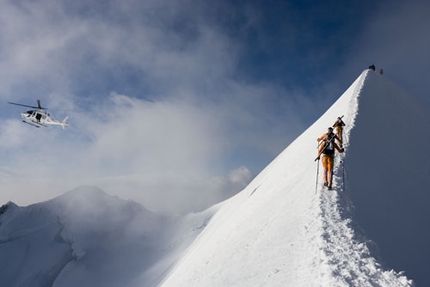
[1,69,429,286]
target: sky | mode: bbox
[0,0,429,214]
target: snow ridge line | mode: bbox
[313,71,413,286]
[353,70,368,100]
[315,166,413,287]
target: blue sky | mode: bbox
[0,0,429,214]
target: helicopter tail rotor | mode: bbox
[61,116,69,129]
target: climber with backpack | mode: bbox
[315,127,344,190]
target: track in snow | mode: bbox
[314,154,413,287]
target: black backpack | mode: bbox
[323,134,335,155]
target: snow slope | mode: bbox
[1,70,429,286]
[160,70,424,287]
[0,186,216,287]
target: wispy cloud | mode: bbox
[5,0,425,214]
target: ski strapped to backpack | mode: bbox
[333,115,344,127]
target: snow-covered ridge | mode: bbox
[0,186,215,287]
[1,70,429,286]
[160,70,418,287]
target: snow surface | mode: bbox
[1,69,429,286]
[160,70,418,287]
[0,186,217,287]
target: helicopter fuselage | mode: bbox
[21,109,68,129]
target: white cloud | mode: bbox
[83,93,223,172]
[0,88,297,213]
[228,166,253,186]
[0,0,310,214]
[0,120,30,149]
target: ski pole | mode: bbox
[342,160,345,192]
[341,158,348,193]
[315,158,320,194]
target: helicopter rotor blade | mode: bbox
[8,102,40,109]
[8,101,47,109]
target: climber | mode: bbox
[316,127,344,190]
[332,116,345,147]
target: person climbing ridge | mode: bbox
[315,127,344,190]
[332,116,345,147]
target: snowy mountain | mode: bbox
[1,69,429,286]
[0,186,216,287]
[161,70,429,287]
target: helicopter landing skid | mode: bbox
[22,120,44,128]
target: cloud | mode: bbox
[65,90,297,214]
[90,166,254,215]
[0,0,318,214]
[0,87,302,213]
[0,120,30,149]
[85,93,224,173]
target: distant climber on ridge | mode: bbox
[316,127,344,190]
[332,116,345,147]
[368,64,375,71]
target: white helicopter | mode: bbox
[8,99,69,129]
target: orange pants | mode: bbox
[321,155,334,185]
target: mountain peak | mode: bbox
[51,186,109,203]
[161,70,419,286]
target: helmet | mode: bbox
[328,127,333,132]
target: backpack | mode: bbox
[323,134,335,155]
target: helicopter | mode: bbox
[8,99,69,129]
